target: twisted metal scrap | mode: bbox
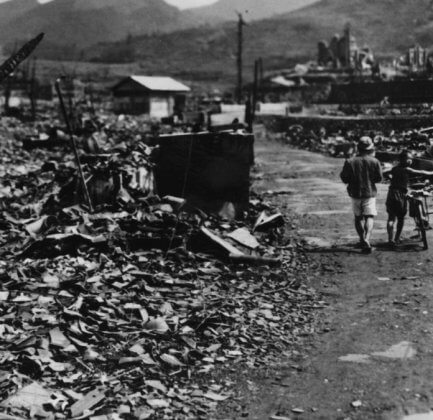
[0,33,44,84]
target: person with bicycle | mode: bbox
[340,136,383,253]
[386,150,433,247]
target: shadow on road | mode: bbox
[305,241,426,254]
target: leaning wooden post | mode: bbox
[245,93,252,132]
[29,57,38,120]
[55,78,94,213]
[258,57,264,101]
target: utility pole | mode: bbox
[236,12,246,103]
[344,22,351,69]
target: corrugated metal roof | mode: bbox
[130,76,190,92]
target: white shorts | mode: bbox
[351,198,377,217]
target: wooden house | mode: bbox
[112,75,190,118]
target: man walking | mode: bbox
[340,136,383,253]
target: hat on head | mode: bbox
[399,149,413,162]
[358,136,374,151]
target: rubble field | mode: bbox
[279,121,433,166]
[0,114,320,420]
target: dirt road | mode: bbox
[232,139,433,420]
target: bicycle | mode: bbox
[407,184,433,250]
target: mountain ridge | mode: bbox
[0,0,319,54]
[81,0,433,82]
[190,0,320,22]
[3,0,433,85]
[0,0,193,56]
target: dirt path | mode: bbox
[240,140,433,420]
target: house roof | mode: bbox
[270,76,296,88]
[114,76,190,92]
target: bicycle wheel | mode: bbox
[414,201,428,250]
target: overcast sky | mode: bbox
[0,0,219,9]
[166,0,218,9]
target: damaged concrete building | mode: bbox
[318,24,374,71]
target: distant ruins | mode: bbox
[318,24,375,71]
[401,45,429,72]
[318,24,433,77]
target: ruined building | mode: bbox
[318,24,374,71]
[406,45,428,71]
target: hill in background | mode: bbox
[0,0,37,24]
[0,0,193,59]
[83,0,433,83]
[191,0,320,22]
[0,0,319,57]
[2,0,433,93]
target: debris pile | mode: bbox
[331,103,433,118]
[0,116,319,419]
[284,124,433,160]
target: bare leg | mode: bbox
[364,216,374,245]
[354,216,365,243]
[387,216,396,243]
[394,216,405,243]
